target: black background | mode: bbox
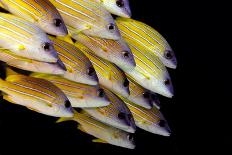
[0,0,229,154]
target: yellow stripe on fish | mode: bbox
[0,72,73,117]
[75,42,130,98]
[96,0,131,18]
[0,13,59,63]
[123,100,171,136]
[31,73,110,108]
[68,30,136,71]
[0,0,68,36]
[83,87,136,133]
[116,17,177,69]
[57,110,135,149]
[49,0,120,40]
[49,36,98,85]
[122,36,174,98]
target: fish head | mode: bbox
[38,8,68,36]
[111,130,135,149]
[129,90,153,109]
[112,76,130,98]
[31,34,59,63]
[161,47,177,69]
[83,87,111,107]
[52,99,74,117]
[89,19,121,40]
[102,0,132,18]
[108,39,136,71]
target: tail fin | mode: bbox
[56,117,73,123]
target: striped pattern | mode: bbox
[0,75,67,106]
[49,37,92,75]
[116,17,169,58]
[0,0,68,36]
[0,13,40,45]
[76,42,128,96]
[125,100,162,126]
[31,74,98,99]
[49,0,111,31]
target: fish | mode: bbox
[116,17,177,69]
[75,42,130,98]
[83,87,136,133]
[0,68,74,117]
[49,0,120,40]
[68,30,136,71]
[0,49,65,75]
[31,73,110,108]
[0,0,68,36]
[124,99,171,136]
[96,0,131,18]
[49,36,98,85]
[121,36,174,98]
[0,13,59,63]
[57,110,135,149]
[126,77,153,109]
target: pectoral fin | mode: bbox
[92,139,108,143]
[56,117,72,123]
[57,34,75,45]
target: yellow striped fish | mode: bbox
[75,42,130,98]
[69,30,136,71]
[31,73,110,108]
[49,0,120,40]
[49,36,98,85]
[0,0,68,36]
[126,77,153,109]
[0,49,65,75]
[0,70,73,117]
[124,100,171,136]
[57,110,135,149]
[96,0,131,18]
[122,36,174,98]
[116,18,177,69]
[0,13,59,63]
[83,87,136,133]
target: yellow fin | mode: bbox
[76,25,91,34]
[57,34,74,45]
[18,45,25,50]
[0,3,5,9]
[92,139,108,143]
[6,67,19,77]
[56,117,72,123]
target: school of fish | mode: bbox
[0,0,177,149]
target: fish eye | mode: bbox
[42,42,51,51]
[143,92,150,99]
[116,0,124,7]
[64,100,71,108]
[108,23,115,31]
[164,79,170,85]
[127,134,134,141]
[54,18,62,27]
[123,78,129,87]
[122,51,129,58]
[87,67,95,76]
[159,120,166,127]
[118,112,126,120]
[164,50,173,59]
[97,88,105,98]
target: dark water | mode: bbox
[0,1,228,154]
